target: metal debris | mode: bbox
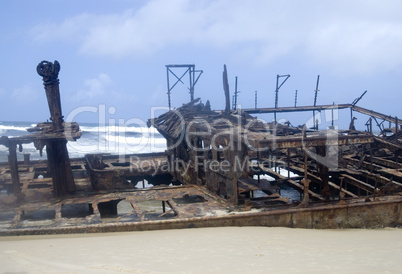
[1,62,402,235]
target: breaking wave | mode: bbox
[0,121,166,162]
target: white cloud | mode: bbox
[30,0,402,75]
[31,13,92,44]
[72,73,114,101]
[306,20,402,75]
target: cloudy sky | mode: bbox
[1,0,401,128]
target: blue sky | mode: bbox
[1,0,401,129]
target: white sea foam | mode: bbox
[0,125,30,131]
[0,125,29,136]
[80,125,159,134]
[0,121,166,162]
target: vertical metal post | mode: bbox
[37,60,76,196]
[369,117,373,134]
[234,76,238,110]
[257,149,260,185]
[275,75,279,108]
[23,153,30,165]
[287,148,290,179]
[350,108,353,123]
[299,151,310,207]
[166,64,202,108]
[232,95,235,110]
[313,75,320,130]
[339,177,344,201]
[223,65,231,114]
[274,75,279,123]
[369,143,373,173]
[313,75,320,106]
[255,91,258,109]
[166,68,171,109]
[274,74,290,123]
[294,90,298,107]
[189,65,194,102]
[317,145,329,200]
[396,116,398,134]
[312,110,315,129]
[8,143,21,197]
[373,175,379,201]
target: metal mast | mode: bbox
[233,76,239,110]
[274,74,290,123]
[313,75,320,130]
[166,64,203,109]
[255,91,258,109]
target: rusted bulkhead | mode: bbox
[85,152,175,190]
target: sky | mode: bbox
[1,0,402,130]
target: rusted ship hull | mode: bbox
[1,190,401,236]
[1,150,401,236]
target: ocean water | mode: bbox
[0,121,167,162]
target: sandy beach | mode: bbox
[0,226,401,273]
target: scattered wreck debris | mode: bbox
[0,62,402,236]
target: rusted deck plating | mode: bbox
[1,62,402,235]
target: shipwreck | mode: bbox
[0,61,402,236]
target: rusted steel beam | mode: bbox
[243,104,352,114]
[343,155,382,172]
[254,133,374,149]
[242,104,401,126]
[340,174,375,193]
[286,164,357,198]
[378,168,402,181]
[374,136,402,151]
[370,156,402,169]
[344,168,402,187]
[352,105,402,125]
[343,156,402,183]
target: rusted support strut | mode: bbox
[37,60,76,196]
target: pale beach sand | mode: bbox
[1,226,402,273]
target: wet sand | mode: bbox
[0,226,401,273]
